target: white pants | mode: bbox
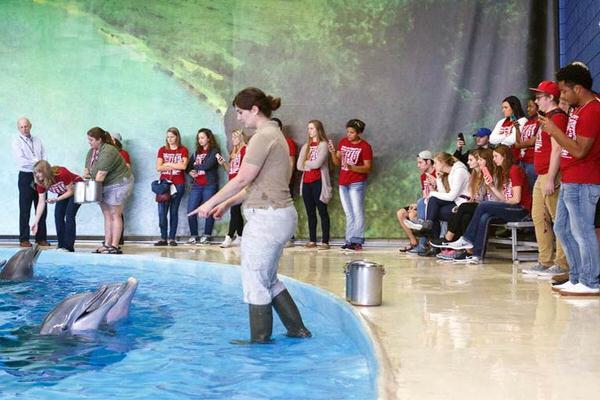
[241,206,297,305]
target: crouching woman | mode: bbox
[31,160,83,252]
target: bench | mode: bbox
[485,220,538,262]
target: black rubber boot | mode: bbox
[249,303,273,343]
[272,290,312,338]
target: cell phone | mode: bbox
[537,110,546,117]
[481,165,493,183]
[457,132,465,141]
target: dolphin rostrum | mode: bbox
[40,277,139,335]
[0,244,42,281]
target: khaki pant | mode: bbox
[531,174,568,269]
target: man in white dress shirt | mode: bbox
[11,117,49,247]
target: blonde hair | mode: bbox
[433,152,457,192]
[229,129,249,159]
[33,160,60,189]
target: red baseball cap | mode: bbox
[530,80,560,100]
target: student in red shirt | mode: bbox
[514,98,540,190]
[542,62,600,296]
[446,145,531,262]
[155,127,189,246]
[217,129,248,248]
[328,119,373,251]
[31,160,83,252]
[521,81,569,277]
[296,120,332,250]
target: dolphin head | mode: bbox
[40,278,138,335]
[0,244,42,281]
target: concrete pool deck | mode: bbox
[3,241,600,399]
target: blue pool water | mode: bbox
[0,249,377,399]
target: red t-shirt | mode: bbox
[419,170,437,197]
[519,117,538,164]
[35,167,83,195]
[533,109,568,175]
[502,164,531,211]
[157,146,189,185]
[286,137,296,157]
[228,146,246,180]
[559,100,600,184]
[119,149,131,165]
[192,149,209,185]
[338,138,373,186]
[303,143,322,184]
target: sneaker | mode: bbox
[304,242,317,249]
[559,282,600,297]
[521,263,548,275]
[169,240,178,246]
[408,244,425,254]
[454,255,480,264]
[340,243,350,250]
[231,236,242,246]
[198,235,212,245]
[537,265,565,279]
[186,237,198,245]
[552,280,576,293]
[447,237,473,250]
[436,249,456,260]
[346,243,363,251]
[418,247,439,257]
[220,235,233,248]
[154,240,168,246]
[405,219,433,232]
[451,250,468,261]
[429,238,451,248]
[318,243,330,250]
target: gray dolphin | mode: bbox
[40,277,139,335]
[0,244,42,281]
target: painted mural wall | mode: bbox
[0,0,554,238]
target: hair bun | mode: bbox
[268,95,281,111]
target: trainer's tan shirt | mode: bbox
[243,121,293,209]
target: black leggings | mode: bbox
[302,180,330,243]
[447,202,478,238]
[228,204,244,237]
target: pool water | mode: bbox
[0,249,377,399]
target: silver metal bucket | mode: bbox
[344,260,385,306]
[74,180,103,204]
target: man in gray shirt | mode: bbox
[11,117,49,247]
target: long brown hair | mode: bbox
[195,128,221,154]
[164,127,182,149]
[302,120,329,169]
[469,148,494,199]
[33,160,60,189]
[433,152,457,192]
[229,129,249,159]
[492,144,515,188]
[87,127,114,146]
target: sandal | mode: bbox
[93,243,109,254]
[399,243,417,252]
[100,245,122,255]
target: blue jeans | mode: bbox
[158,184,185,240]
[54,196,80,251]
[339,181,366,244]
[416,198,427,247]
[554,184,600,288]
[520,161,537,195]
[463,201,529,258]
[425,196,455,239]
[187,184,218,236]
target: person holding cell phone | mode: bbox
[155,127,189,246]
[186,128,220,245]
[454,128,492,168]
[521,81,570,277]
[514,98,540,190]
[445,145,532,263]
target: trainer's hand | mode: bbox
[211,203,230,220]
[188,202,211,218]
[31,223,38,235]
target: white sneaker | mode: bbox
[559,282,600,297]
[220,235,233,248]
[447,237,473,250]
[552,280,576,293]
[186,237,197,245]
[198,235,212,245]
[231,236,241,246]
[404,219,424,231]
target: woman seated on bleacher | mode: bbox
[443,144,532,263]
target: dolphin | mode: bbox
[40,277,138,335]
[0,244,42,281]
